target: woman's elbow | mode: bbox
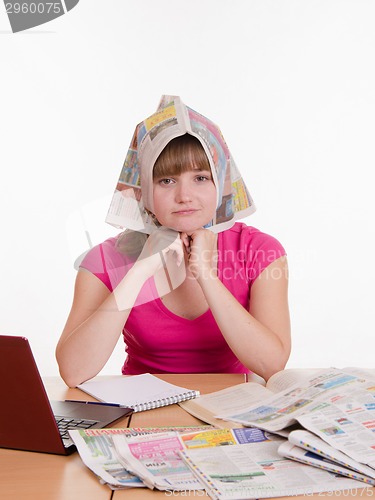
[56,351,80,388]
[258,347,291,382]
[61,372,80,388]
[57,363,80,388]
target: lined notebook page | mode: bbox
[78,373,200,412]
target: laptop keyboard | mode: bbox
[55,416,98,440]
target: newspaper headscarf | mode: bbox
[106,95,255,234]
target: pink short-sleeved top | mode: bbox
[80,223,286,374]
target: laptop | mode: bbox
[0,335,133,455]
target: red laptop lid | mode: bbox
[0,335,67,454]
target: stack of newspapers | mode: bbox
[70,367,375,499]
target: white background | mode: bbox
[1,0,374,377]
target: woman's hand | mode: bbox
[181,228,217,282]
[137,227,184,277]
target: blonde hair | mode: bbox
[153,134,210,179]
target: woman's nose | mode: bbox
[175,181,193,202]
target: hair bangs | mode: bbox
[153,134,211,179]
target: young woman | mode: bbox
[56,101,291,387]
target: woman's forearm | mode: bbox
[56,301,130,387]
[56,265,148,387]
[197,272,291,381]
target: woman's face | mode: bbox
[152,167,217,233]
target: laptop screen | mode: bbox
[0,335,132,454]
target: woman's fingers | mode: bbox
[179,232,191,253]
[164,238,184,266]
[140,227,179,259]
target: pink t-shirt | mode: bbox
[80,223,286,374]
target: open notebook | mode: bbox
[78,373,200,412]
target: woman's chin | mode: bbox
[164,223,201,234]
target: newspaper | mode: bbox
[111,427,282,491]
[278,429,375,484]
[179,369,321,429]
[68,425,213,490]
[296,384,375,468]
[216,368,375,432]
[70,424,374,497]
[180,439,369,499]
[112,430,204,491]
[105,95,255,234]
[279,441,375,485]
[215,368,375,472]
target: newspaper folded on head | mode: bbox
[106,95,256,234]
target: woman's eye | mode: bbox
[159,178,174,185]
[196,175,210,182]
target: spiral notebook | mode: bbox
[77,373,200,412]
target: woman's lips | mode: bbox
[173,209,198,215]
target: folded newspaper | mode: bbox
[180,438,370,499]
[278,429,375,485]
[106,95,255,234]
[215,367,375,471]
[70,425,372,497]
[68,425,213,490]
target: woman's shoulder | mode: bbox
[220,222,286,253]
[218,223,286,284]
[78,233,142,291]
[79,235,118,267]
[81,230,147,266]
